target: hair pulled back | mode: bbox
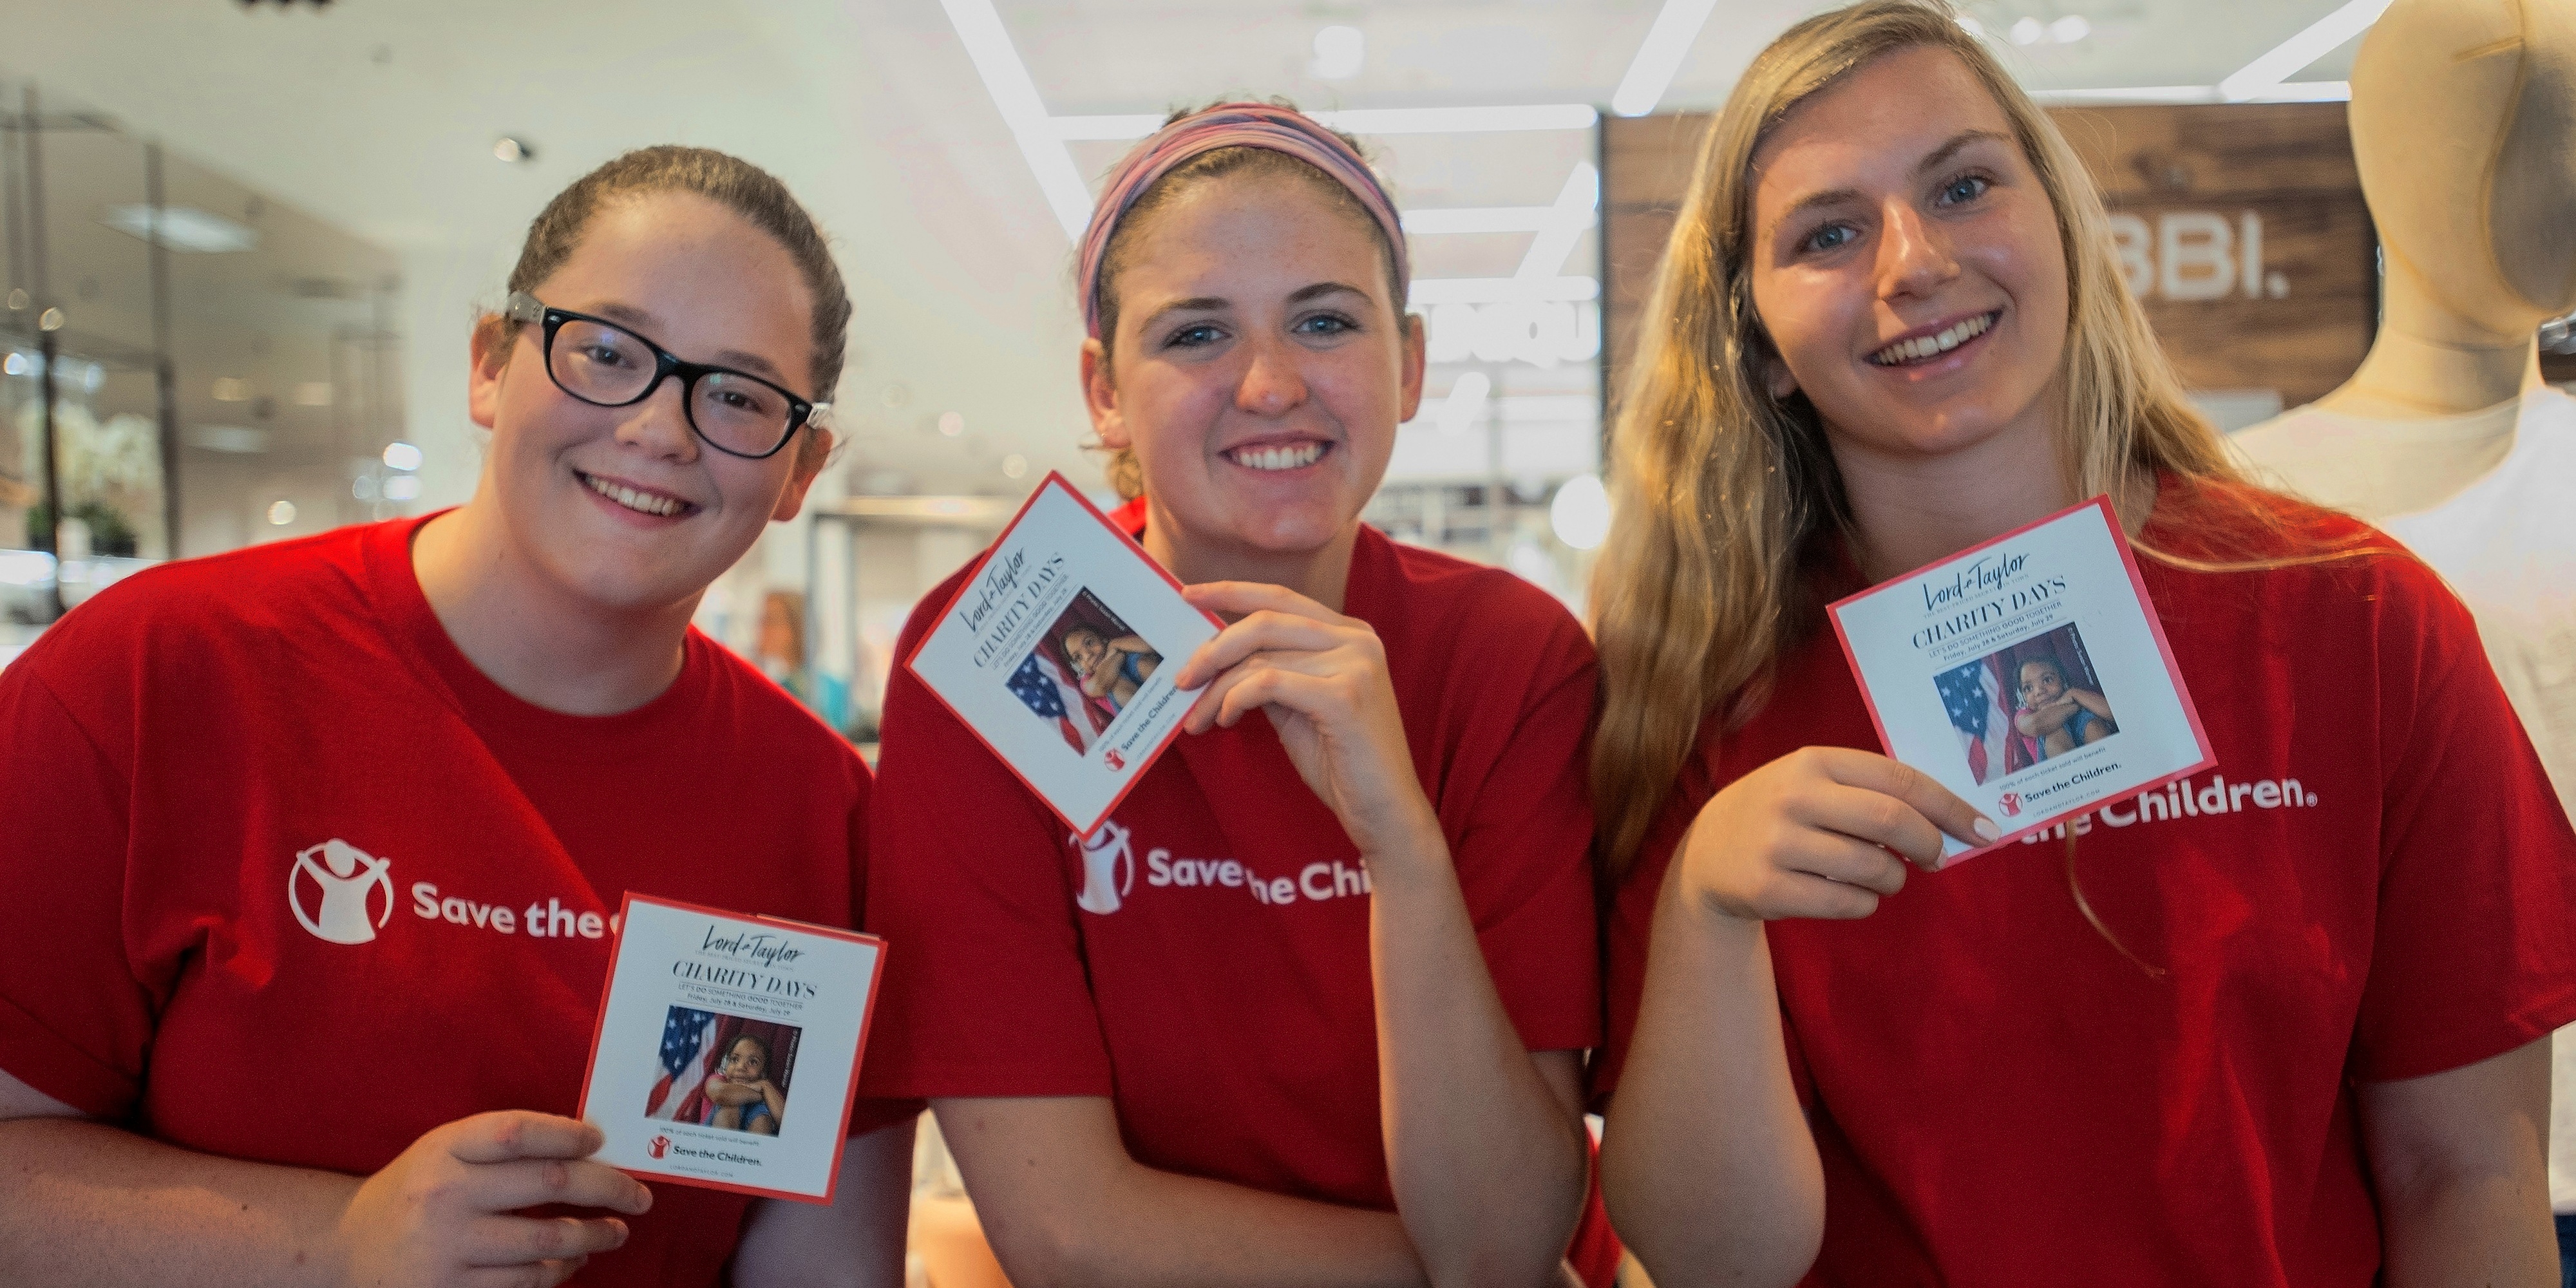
[500,146,853,400]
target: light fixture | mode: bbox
[1611,0,1723,117]
[1311,26,1365,80]
[99,204,260,253]
[493,137,536,164]
[1409,276,1600,307]
[38,308,62,332]
[1,354,23,377]
[1549,474,1612,551]
[1001,453,1030,479]
[1959,15,1987,37]
[383,475,422,502]
[938,411,965,437]
[1517,163,1600,281]
[2220,0,2394,101]
[2050,15,2092,43]
[213,377,252,402]
[381,440,423,472]
[2011,16,2046,44]
[267,500,298,526]
[941,0,1098,238]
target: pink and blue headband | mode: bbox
[1076,102,1410,339]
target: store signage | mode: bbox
[1602,102,2374,413]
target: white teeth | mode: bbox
[1873,312,1995,366]
[583,472,686,516]
[1231,442,1325,471]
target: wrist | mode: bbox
[1354,811,1452,887]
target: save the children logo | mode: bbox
[649,1135,672,1159]
[1074,820,1137,916]
[288,838,395,945]
[1998,791,2023,817]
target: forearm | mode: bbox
[1600,873,1821,1288]
[2378,1175,2555,1287]
[0,1116,355,1287]
[1368,829,1589,1288]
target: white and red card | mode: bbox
[1827,496,2213,861]
[906,472,1221,838]
[576,895,886,1203]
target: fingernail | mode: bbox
[1972,817,2001,842]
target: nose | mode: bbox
[613,375,702,463]
[1876,200,1960,303]
[1233,332,1311,418]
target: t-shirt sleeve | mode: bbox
[0,665,150,1117]
[858,586,1114,1101]
[2351,560,2576,1082]
[1447,613,1604,1056]
[842,757,925,1137]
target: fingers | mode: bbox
[1810,748,1998,853]
[1739,869,1882,922]
[1173,609,1361,689]
[1795,781,1949,873]
[460,1255,590,1288]
[1180,580,1338,625]
[446,1112,605,1165]
[1771,824,1910,896]
[473,1157,654,1216]
[463,1213,631,1267]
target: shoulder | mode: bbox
[2148,477,2456,610]
[13,523,383,684]
[688,634,866,788]
[1354,528,1593,679]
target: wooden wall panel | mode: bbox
[1601,103,2378,419]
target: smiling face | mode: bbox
[1062,628,1106,673]
[467,191,826,616]
[1748,44,2070,472]
[2018,658,2066,706]
[1083,170,1424,560]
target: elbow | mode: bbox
[980,1211,1119,1288]
[1599,1148,1821,1288]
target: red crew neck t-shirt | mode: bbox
[0,516,905,1287]
[1594,484,2576,1286]
[865,518,1607,1258]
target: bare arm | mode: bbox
[1601,748,1994,1288]
[2067,689,2115,724]
[0,1065,646,1288]
[2360,1037,2555,1287]
[938,1095,1428,1288]
[728,1116,915,1288]
[1180,581,1591,1288]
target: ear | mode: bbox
[770,426,833,522]
[1763,348,1800,401]
[468,315,516,430]
[1396,311,1428,424]
[1080,337,1128,450]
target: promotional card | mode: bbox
[906,471,1222,838]
[1827,496,2213,860]
[577,895,886,1203]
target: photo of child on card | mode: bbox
[1007,589,1164,755]
[646,1007,800,1137]
[1935,622,2120,785]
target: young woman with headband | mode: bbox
[865,102,1616,1287]
[0,146,913,1287]
[1583,4,2576,1285]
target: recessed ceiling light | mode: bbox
[1001,453,1030,479]
[2011,16,2047,44]
[938,411,965,437]
[2051,15,2091,43]
[1311,26,1365,80]
[99,205,260,253]
[493,137,536,164]
[267,500,298,526]
[383,475,422,502]
[381,440,424,471]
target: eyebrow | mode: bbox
[1769,129,2016,230]
[1137,281,1376,329]
[585,300,789,383]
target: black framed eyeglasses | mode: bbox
[504,291,828,460]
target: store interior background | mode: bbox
[1,0,2543,744]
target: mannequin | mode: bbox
[2230,0,2576,1259]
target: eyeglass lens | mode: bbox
[549,317,796,457]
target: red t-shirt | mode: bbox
[0,516,907,1287]
[864,518,1608,1262]
[1594,485,2576,1285]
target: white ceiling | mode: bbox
[0,0,2370,500]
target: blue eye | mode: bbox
[1938,175,1991,206]
[1295,313,1357,337]
[1803,223,1856,253]
[1165,323,1224,349]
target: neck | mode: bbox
[2319,248,2541,419]
[410,497,697,716]
[1833,411,2150,584]
[1139,500,1358,612]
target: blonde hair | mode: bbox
[1589,0,2252,880]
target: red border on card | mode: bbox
[899,471,1224,840]
[574,892,891,1206]
[1823,495,2217,860]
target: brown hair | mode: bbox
[1588,0,2269,881]
[1086,103,1403,498]
[498,146,853,401]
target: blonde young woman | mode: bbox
[1584,4,2576,1286]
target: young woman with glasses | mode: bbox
[864,102,1618,1287]
[1584,4,2576,1284]
[0,146,913,1287]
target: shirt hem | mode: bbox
[0,990,137,1119]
